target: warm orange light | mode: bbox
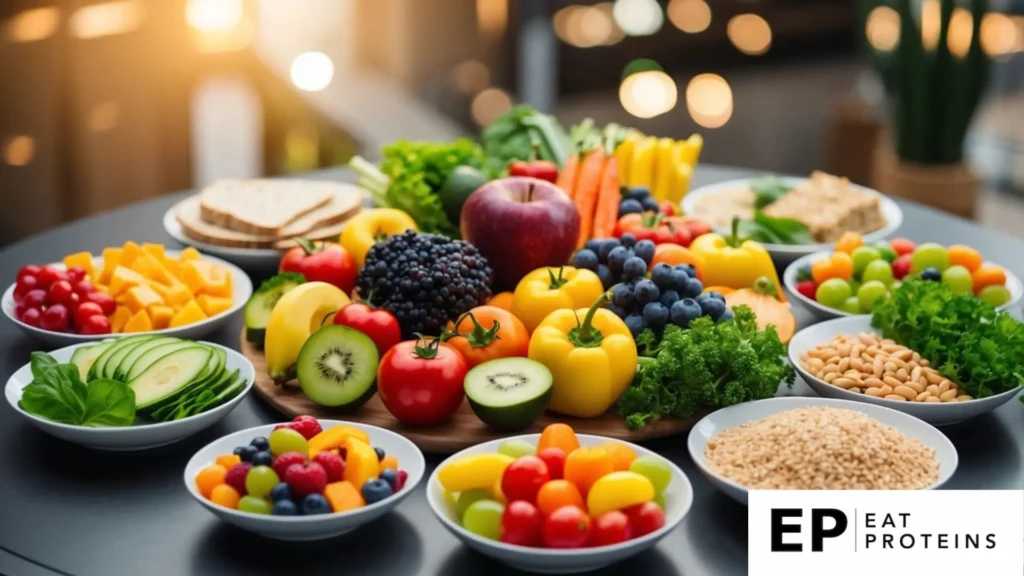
[686,73,733,129]
[471,88,513,127]
[88,102,121,133]
[4,136,35,166]
[981,13,1019,57]
[477,0,508,39]
[555,4,622,48]
[921,0,940,50]
[69,1,143,39]
[452,60,491,95]
[5,7,60,43]
[620,71,678,119]
[186,0,242,32]
[866,6,900,52]
[946,8,974,58]
[668,0,711,34]
[727,13,771,56]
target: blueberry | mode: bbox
[683,277,704,298]
[237,445,257,462]
[628,186,651,200]
[643,302,670,329]
[605,302,628,318]
[698,296,727,320]
[640,196,660,213]
[659,289,680,308]
[249,436,270,452]
[270,483,293,503]
[629,276,644,288]
[668,269,690,292]
[572,249,599,271]
[921,267,942,282]
[597,239,621,262]
[584,239,603,253]
[272,500,299,516]
[705,290,726,303]
[634,279,660,304]
[676,264,697,276]
[634,240,656,263]
[650,263,674,289]
[232,446,247,457]
[624,313,647,337]
[252,450,273,467]
[607,246,630,273]
[301,493,332,515]
[619,233,637,248]
[621,257,648,282]
[595,264,615,289]
[670,298,703,327]
[611,284,636,308]
[374,447,386,461]
[716,307,735,323]
[362,478,394,504]
[618,198,644,217]
[380,468,400,490]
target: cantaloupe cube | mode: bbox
[108,266,148,296]
[204,266,232,298]
[148,281,170,301]
[170,300,207,327]
[178,261,208,294]
[165,283,194,307]
[122,309,153,333]
[99,248,122,284]
[125,284,164,313]
[118,241,144,268]
[179,247,202,261]
[63,252,95,281]
[109,306,132,333]
[196,294,232,317]
[142,243,165,260]
[149,305,174,330]
[324,481,365,513]
[130,254,175,286]
[163,258,184,282]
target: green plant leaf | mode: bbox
[19,358,135,427]
[30,352,59,379]
[750,177,792,209]
[80,379,136,427]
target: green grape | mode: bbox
[816,278,852,308]
[840,296,861,314]
[462,499,504,540]
[862,260,895,286]
[874,242,898,263]
[979,285,1011,307]
[497,439,535,459]
[456,489,494,519]
[269,428,309,457]
[848,279,861,296]
[851,246,881,276]
[941,265,973,295]
[911,243,950,273]
[629,455,672,494]
[654,493,666,510]
[245,465,280,498]
[857,280,888,312]
[238,496,272,515]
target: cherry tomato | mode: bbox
[376,338,468,426]
[78,314,112,335]
[17,265,41,282]
[84,291,116,315]
[795,280,817,301]
[623,502,665,537]
[66,266,87,283]
[22,289,47,310]
[501,456,550,503]
[890,237,916,256]
[13,275,38,301]
[542,505,591,549]
[40,304,69,332]
[891,254,912,280]
[500,500,543,547]
[48,281,75,306]
[279,240,357,294]
[74,302,104,328]
[658,201,676,216]
[589,511,632,546]
[537,447,566,480]
[73,280,95,296]
[442,306,529,369]
[36,266,61,288]
[20,307,42,327]
[333,303,401,357]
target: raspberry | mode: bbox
[284,462,328,497]
[271,451,307,479]
[289,416,322,440]
[394,469,409,492]
[224,463,251,495]
[312,451,345,483]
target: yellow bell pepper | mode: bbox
[528,293,638,418]
[512,266,604,333]
[614,137,636,186]
[664,141,695,205]
[627,137,657,188]
[689,218,787,302]
[340,208,417,268]
[679,133,703,166]
[651,138,675,202]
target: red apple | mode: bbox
[460,177,581,291]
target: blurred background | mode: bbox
[2,0,1023,246]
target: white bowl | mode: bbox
[782,250,1024,322]
[427,433,694,574]
[687,396,958,505]
[5,341,255,451]
[682,176,903,264]
[2,250,253,347]
[163,202,285,271]
[184,420,425,541]
[788,315,1023,426]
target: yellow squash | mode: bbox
[340,208,417,268]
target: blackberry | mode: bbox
[356,231,494,338]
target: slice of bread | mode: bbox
[273,221,349,250]
[198,179,343,235]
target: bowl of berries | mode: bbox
[185,417,424,541]
[426,423,693,574]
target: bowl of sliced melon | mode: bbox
[4,336,254,450]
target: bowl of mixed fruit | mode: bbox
[426,423,693,574]
[783,234,1022,321]
[185,416,424,541]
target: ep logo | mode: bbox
[771,508,848,552]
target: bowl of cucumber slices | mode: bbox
[4,336,255,450]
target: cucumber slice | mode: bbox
[244,274,304,348]
[126,341,196,381]
[191,370,245,415]
[70,342,115,382]
[464,357,553,432]
[137,346,219,415]
[90,336,152,381]
[113,336,178,381]
[129,346,213,409]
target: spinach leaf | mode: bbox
[81,379,136,427]
[19,355,135,427]
[750,177,793,209]
[753,212,815,244]
[30,352,59,379]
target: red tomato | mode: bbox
[40,304,69,332]
[36,266,61,288]
[13,275,38,301]
[279,240,357,294]
[78,314,112,335]
[795,280,817,301]
[376,338,467,426]
[66,267,87,283]
[891,254,912,280]
[74,302,104,328]
[22,289,47,310]
[536,447,566,480]
[443,306,530,369]
[683,218,712,240]
[48,280,75,306]
[84,292,116,315]
[542,505,591,548]
[890,237,916,256]
[623,502,665,537]
[501,456,550,503]
[20,307,42,327]
[500,500,543,547]
[333,303,401,357]
[658,201,676,216]
[73,280,95,296]
[589,511,632,546]
[17,265,41,282]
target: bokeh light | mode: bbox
[619,70,678,119]
[980,13,1019,57]
[612,0,664,37]
[727,13,772,56]
[3,136,35,167]
[921,0,940,50]
[667,0,711,34]
[451,60,491,95]
[5,7,60,43]
[554,3,623,48]
[471,88,513,126]
[946,8,974,58]
[186,0,242,33]
[686,73,733,129]
[865,6,900,52]
[290,52,334,92]
[69,1,143,39]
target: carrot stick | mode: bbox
[592,156,620,239]
[556,153,580,199]
[574,148,607,248]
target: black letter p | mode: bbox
[811,509,848,552]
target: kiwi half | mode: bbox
[296,325,379,409]
[464,357,553,432]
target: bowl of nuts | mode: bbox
[789,316,1022,426]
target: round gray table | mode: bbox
[1,165,1022,576]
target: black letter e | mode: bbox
[771,509,802,552]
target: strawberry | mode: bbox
[312,451,345,483]
[289,415,322,440]
[224,462,251,495]
[394,469,409,492]
[271,451,307,479]
[284,462,328,497]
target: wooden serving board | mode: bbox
[241,330,699,453]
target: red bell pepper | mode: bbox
[612,213,693,246]
[509,159,559,183]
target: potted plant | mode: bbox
[860,0,989,218]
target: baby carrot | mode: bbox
[591,156,620,239]
[556,153,580,199]
[574,148,607,248]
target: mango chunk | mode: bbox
[308,425,370,458]
[99,248,122,284]
[165,283,194,308]
[204,265,233,297]
[179,247,202,261]
[125,284,164,313]
[109,266,148,296]
[63,252,95,281]
[149,305,174,330]
[109,306,132,333]
[130,254,175,286]
[324,481,365,513]
[196,294,232,317]
[118,241,144,268]
[343,437,380,491]
[142,243,166,260]
[122,309,153,333]
[170,299,207,327]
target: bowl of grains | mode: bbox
[687,397,957,505]
[789,315,1023,426]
